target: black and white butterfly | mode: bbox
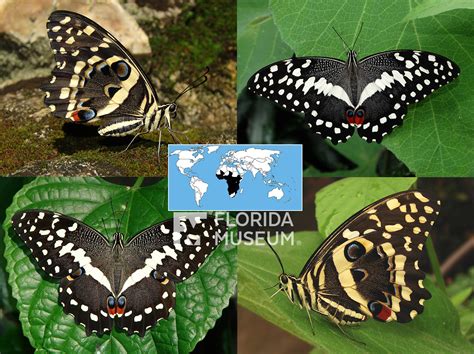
[11,210,227,336]
[248,41,460,144]
[268,191,440,328]
[41,11,207,150]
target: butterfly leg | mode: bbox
[157,129,163,162]
[305,305,315,335]
[325,304,366,345]
[120,132,145,153]
[168,128,191,144]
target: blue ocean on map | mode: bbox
[168,144,302,211]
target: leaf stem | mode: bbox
[132,177,145,190]
[426,236,446,293]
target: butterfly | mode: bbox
[267,190,440,328]
[247,33,460,144]
[11,209,227,336]
[41,10,207,151]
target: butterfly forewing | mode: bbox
[300,191,440,324]
[41,11,160,136]
[124,216,227,282]
[11,210,112,279]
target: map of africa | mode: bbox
[168,144,302,211]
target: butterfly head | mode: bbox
[160,103,178,129]
[279,273,297,289]
[278,273,300,303]
[112,232,124,251]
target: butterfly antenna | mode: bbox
[265,236,286,274]
[109,199,119,234]
[101,218,109,239]
[351,22,364,49]
[332,27,350,51]
[173,67,210,102]
[263,282,280,291]
[270,287,284,299]
[117,201,128,234]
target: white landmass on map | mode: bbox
[207,145,220,153]
[268,187,284,200]
[189,176,208,206]
[216,148,280,177]
[171,149,205,175]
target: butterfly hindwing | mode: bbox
[41,10,159,136]
[356,50,461,142]
[300,191,439,324]
[60,274,114,335]
[116,276,176,336]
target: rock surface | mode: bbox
[0,0,150,89]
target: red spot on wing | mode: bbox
[71,111,81,122]
[376,304,392,321]
[116,306,125,315]
[107,307,116,316]
[347,117,364,126]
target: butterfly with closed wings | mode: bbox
[41,10,208,152]
[11,209,227,336]
[247,29,460,144]
[267,190,440,330]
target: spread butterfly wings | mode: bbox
[248,50,460,143]
[299,191,440,324]
[11,210,227,336]
[41,10,160,136]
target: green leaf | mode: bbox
[315,177,417,236]
[304,138,383,176]
[451,287,473,307]
[239,230,472,352]
[251,0,474,176]
[404,0,474,21]
[238,178,473,352]
[447,267,474,340]
[3,177,236,353]
[237,0,293,93]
